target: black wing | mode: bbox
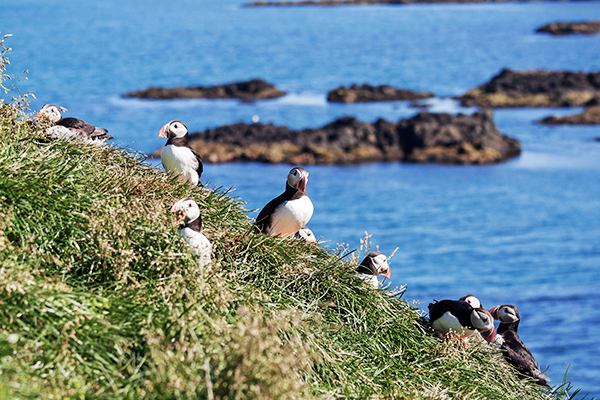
[190,146,204,177]
[255,193,287,234]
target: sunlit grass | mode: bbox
[0,33,584,398]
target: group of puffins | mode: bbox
[430,295,550,387]
[35,105,549,388]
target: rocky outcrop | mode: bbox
[458,69,600,108]
[327,84,433,103]
[123,79,286,100]
[152,110,520,165]
[538,106,600,125]
[536,21,600,35]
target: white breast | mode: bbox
[179,227,212,264]
[161,145,200,185]
[431,312,474,338]
[355,272,380,288]
[269,196,314,237]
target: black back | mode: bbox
[428,300,475,329]
[57,117,113,140]
[255,183,306,233]
[497,317,549,386]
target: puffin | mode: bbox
[489,304,550,387]
[292,226,317,243]
[255,167,314,238]
[355,251,392,288]
[158,120,203,185]
[36,104,113,143]
[428,299,495,344]
[170,197,212,264]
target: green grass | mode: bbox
[0,41,584,399]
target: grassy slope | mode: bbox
[0,101,578,400]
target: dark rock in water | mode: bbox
[536,20,600,36]
[152,109,520,165]
[458,69,600,108]
[538,106,600,125]
[123,79,286,100]
[327,84,434,103]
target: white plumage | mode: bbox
[268,195,314,237]
[161,144,201,185]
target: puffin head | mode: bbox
[170,197,201,227]
[286,167,309,192]
[293,227,317,243]
[357,251,391,280]
[159,120,188,139]
[459,294,482,309]
[489,304,520,323]
[36,104,62,123]
[470,308,495,341]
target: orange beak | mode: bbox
[158,124,168,138]
[35,111,41,120]
[382,267,391,280]
[170,200,181,213]
[299,176,307,192]
[480,326,496,344]
[489,306,499,319]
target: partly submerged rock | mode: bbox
[152,110,520,165]
[123,79,286,100]
[536,20,600,36]
[327,84,434,103]
[538,106,600,125]
[458,69,600,108]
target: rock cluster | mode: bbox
[458,69,600,108]
[538,106,600,125]
[153,110,520,165]
[327,84,433,103]
[123,79,286,100]
[536,21,600,35]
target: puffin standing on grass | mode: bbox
[489,304,550,387]
[158,120,203,185]
[355,251,392,288]
[170,197,212,264]
[255,167,313,238]
[36,104,113,143]
[428,299,495,344]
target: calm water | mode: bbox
[5,0,600,396]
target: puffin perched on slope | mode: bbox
[292,226,317,243]
[158,120,203,185]
[490,304,550,387]
[36,104,113,143]
[428,299,495,344]
[355,251,392,288]
[255,167,314,238]
[170,197,212,264]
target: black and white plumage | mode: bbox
[490,304,550,387]
[170,197,212,264]
[255,167,314,238]
[159,120,203,185]
[292,226,317,243]
[355,251,391,288]
[36,104,113,143]
[428,299,495,343]
[459,294,482,309]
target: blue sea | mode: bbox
[4,0,600,396]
